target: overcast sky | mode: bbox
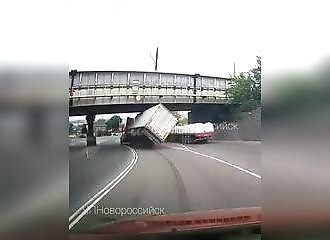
[1,0,327,72]
[68,0,261,77]
[1,0,262,76]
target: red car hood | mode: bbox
[90,207,261,235]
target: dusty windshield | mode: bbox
[68,1,261,234]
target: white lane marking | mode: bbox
[171,146,185,151]
[69,145,138,230]
[168,144,191,151]
[172,145,261,180]
[179,144,191,151]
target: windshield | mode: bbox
[68,1,261,237]
[3,0,330,239]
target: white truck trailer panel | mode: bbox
[128,104,177,144]
[204,122,215,133]
[170,122,215,143]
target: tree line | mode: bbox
[227,56,261,112]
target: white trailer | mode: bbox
[167,122,215,144]
[121,104,177,147]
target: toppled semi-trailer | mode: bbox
[121,104,178,147]
[167,122,215,144]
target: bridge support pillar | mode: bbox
[188,112,192,124]
[86,114,96,146]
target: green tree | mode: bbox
[69,122,74,135]
[172,111,188,126]
[227,56,261,112]
[178,117,188,125]
[250,55,261,103]
[172,111,181,120]
[106,115,122,132]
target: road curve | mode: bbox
[69,137,135,216]
[70,139,261,233]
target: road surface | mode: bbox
[69,137,261,232]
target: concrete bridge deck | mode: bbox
[69,70,231,115]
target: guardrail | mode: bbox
[69,93,228,98]
[69,70,230,90]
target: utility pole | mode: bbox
[150,47,159,71]
[69,70,77,107]
[192,74,200,103]
[155,47,158,71]
[233,62,236,77]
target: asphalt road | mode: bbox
[69,137,261,232]
[69,136,131,214]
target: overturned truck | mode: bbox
[121,104,178,148]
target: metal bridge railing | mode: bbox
[69,70,231,106]
[69,93,229,99]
